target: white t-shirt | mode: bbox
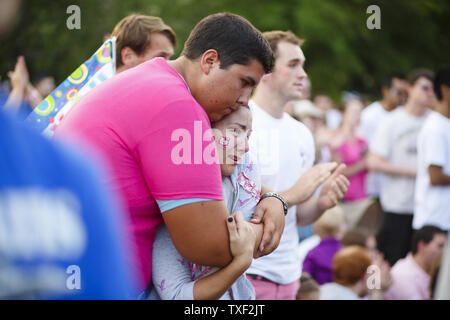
[370,107,430,214]
[357,101,393,197]
[247,100,315,284]
[320,282,360,300]
[414,111,450,231]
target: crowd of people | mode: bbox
[292,66,450,299]
[1,10,449,300]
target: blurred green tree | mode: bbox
[0,0,448,105]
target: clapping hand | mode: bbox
[317,163,350,211]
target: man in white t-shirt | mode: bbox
[357,74,408,197]
[246,31,350,300]
[414,67,450,232]
[368,69,436,266]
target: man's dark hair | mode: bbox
[411,225,447,255]
[382,73,406,88]
[407,68,434,86]
[434,67,450,100]
[182,13,274,73]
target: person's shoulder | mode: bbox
[304,241,322,257]
[383,106,401,119]
[119,58,192,101]
[418,112,447,141]
[388,265,421,297]
[284,112,302,126]
[320,282,339,290]
[362,101,382,115]
[132,62,208,125]
[319,282,341,299]
[391,256,417,277]
[425,111,448,128]
[128,57,178,80]
[285,113,314,136]
[248,100,260,114]
[248,100,271,124]
[377,107,403,129]
[419,110,435,127]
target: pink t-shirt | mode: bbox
[384,254,430,300]
[334,137,368,201]
[55,58,223,292]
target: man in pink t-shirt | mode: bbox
[55,13,287,294]
[384,226,447,300]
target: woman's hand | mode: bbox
[226,211,256,268]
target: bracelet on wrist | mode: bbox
[258,192,288,216]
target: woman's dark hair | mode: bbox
[182,13,274,74]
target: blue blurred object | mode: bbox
[0,109,138,299]
[0,87,8,108]
[0,85,33,120]
[298,224,314,242]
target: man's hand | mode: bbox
[317,163,350,211]
[250,196,285,258]
[8,56,30,93]
[282,162,338,206]
[4,56,31,114]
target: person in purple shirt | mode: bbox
[302,206,345,285]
